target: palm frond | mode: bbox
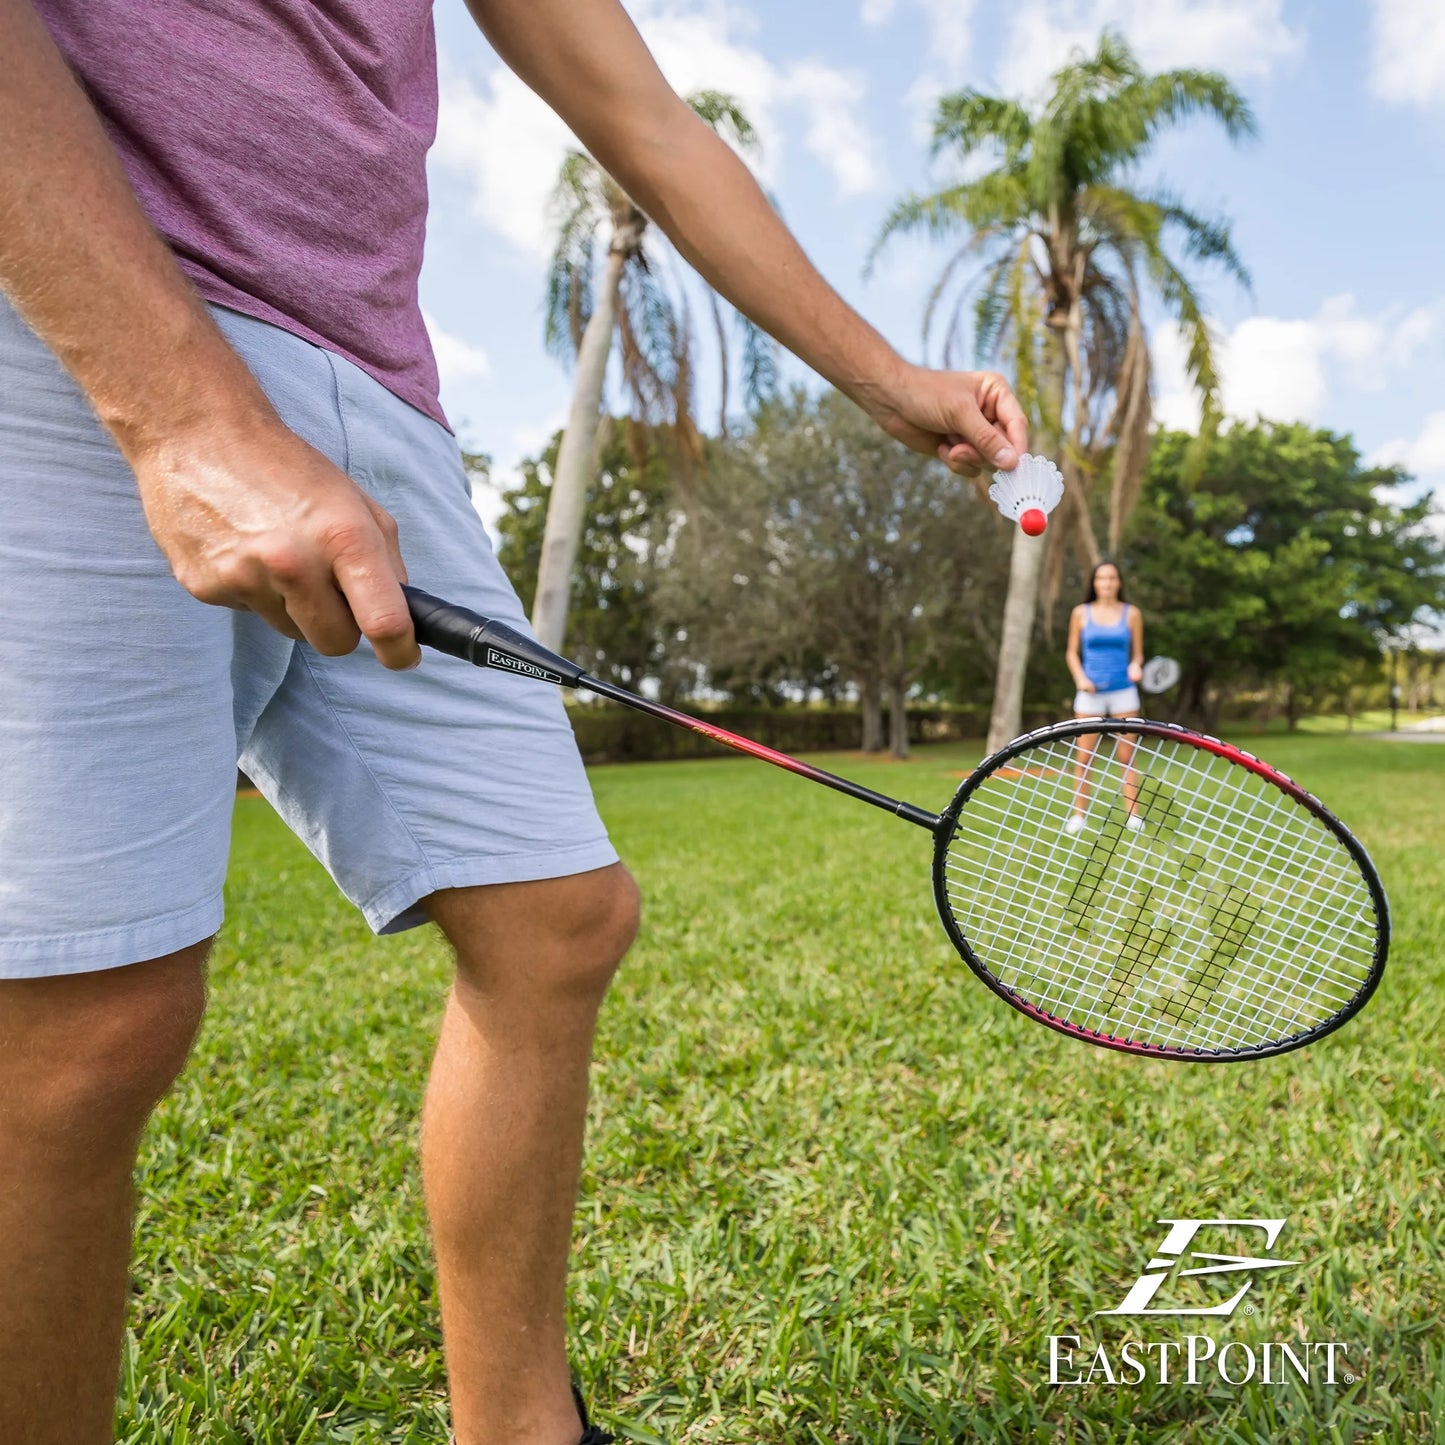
[686,89,762,155]
[931,90,1033,161]
[1112,68,1257,151]
[737,312,779,412]
[544,150,607,359]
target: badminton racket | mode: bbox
[404,587,1388,1062]
[1141,656,1182,695]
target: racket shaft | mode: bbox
[404,585,939,831]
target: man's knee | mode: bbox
[0,941,210,1156]
[428,863,641,1002]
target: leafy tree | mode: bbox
[532,92,778,652]
[1123,422,1445,727]
[663,389,1005,756]
[495,421,681,693]
[870,30,1253,750]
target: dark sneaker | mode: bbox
[572,1379,615,1445]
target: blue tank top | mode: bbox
[1080,604,1132,692]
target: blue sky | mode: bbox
[418,0,1445,535]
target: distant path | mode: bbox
[1369,716,1445,742]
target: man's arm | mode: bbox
[0,0,418,666]
[466,0,1027,476]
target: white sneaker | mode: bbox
[1063,812,1088,835]
[1125,813,1145,833]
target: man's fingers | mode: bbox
[248,593,307,642]
[364,496,408,583]
[955,394,1018,471]
[280,575,364,657]
[330,535,420,670]
[987,381,1030,458]
[939,437,985,474]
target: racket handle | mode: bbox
[403,585,585,687]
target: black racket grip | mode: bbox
[403,584,584,687]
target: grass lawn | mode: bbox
[119,735,1445,1443]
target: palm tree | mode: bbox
[531,91,777,652]
[871,30,1254,750]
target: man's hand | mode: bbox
[134,419,420,669]
[863,364,1028,477]
[1,0,419,669]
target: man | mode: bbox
[0,1,1028,1441]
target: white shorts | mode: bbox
[1074,685,1141,718]
[0,299,618,978]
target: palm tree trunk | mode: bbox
[987,330,1068,752]
[710,290,730,438]
[531,246,625,652]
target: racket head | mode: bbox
[932,719,1389,1062]
[1141,655,1181,694]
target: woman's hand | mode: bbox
[1076,679,1097,694]
[1128,662,1144,685]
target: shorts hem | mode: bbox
[0,894,225,980]
[364,839,622,936]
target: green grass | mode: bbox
[119,736,1445,1444]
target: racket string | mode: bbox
[941,732,1378,1054]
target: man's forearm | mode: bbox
[0,0,274,459]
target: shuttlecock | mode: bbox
[989,454,1064,535]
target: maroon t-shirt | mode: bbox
[36,0,447,427]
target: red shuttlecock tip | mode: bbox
[1019,508,1048,536]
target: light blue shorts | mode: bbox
[1074,685,1142,718]
[0,298,618,979]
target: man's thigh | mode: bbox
[0,297,238,979]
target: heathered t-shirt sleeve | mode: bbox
[34,0,448,429]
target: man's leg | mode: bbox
[0,943,209,1445]
[421,865,639,1445]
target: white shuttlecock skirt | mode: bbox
[988,453,1065,521]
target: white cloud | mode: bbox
[468,408,571,541]
[433,0,881,260]
[1151,294,1443,433]
[1369,0,1445,108]
[433,65,574,257]
[783,62,880,197]
[1372,412,1445,482]
[993,0,1301,100]
[859,0,977,136]
[424,309,491,386]
[885,0,974,71]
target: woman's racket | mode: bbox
[404,587,1388,1062]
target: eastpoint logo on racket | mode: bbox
[1046,1216,1360,1388]
[484,647,568,686]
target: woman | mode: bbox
[1063,560,1144,835]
